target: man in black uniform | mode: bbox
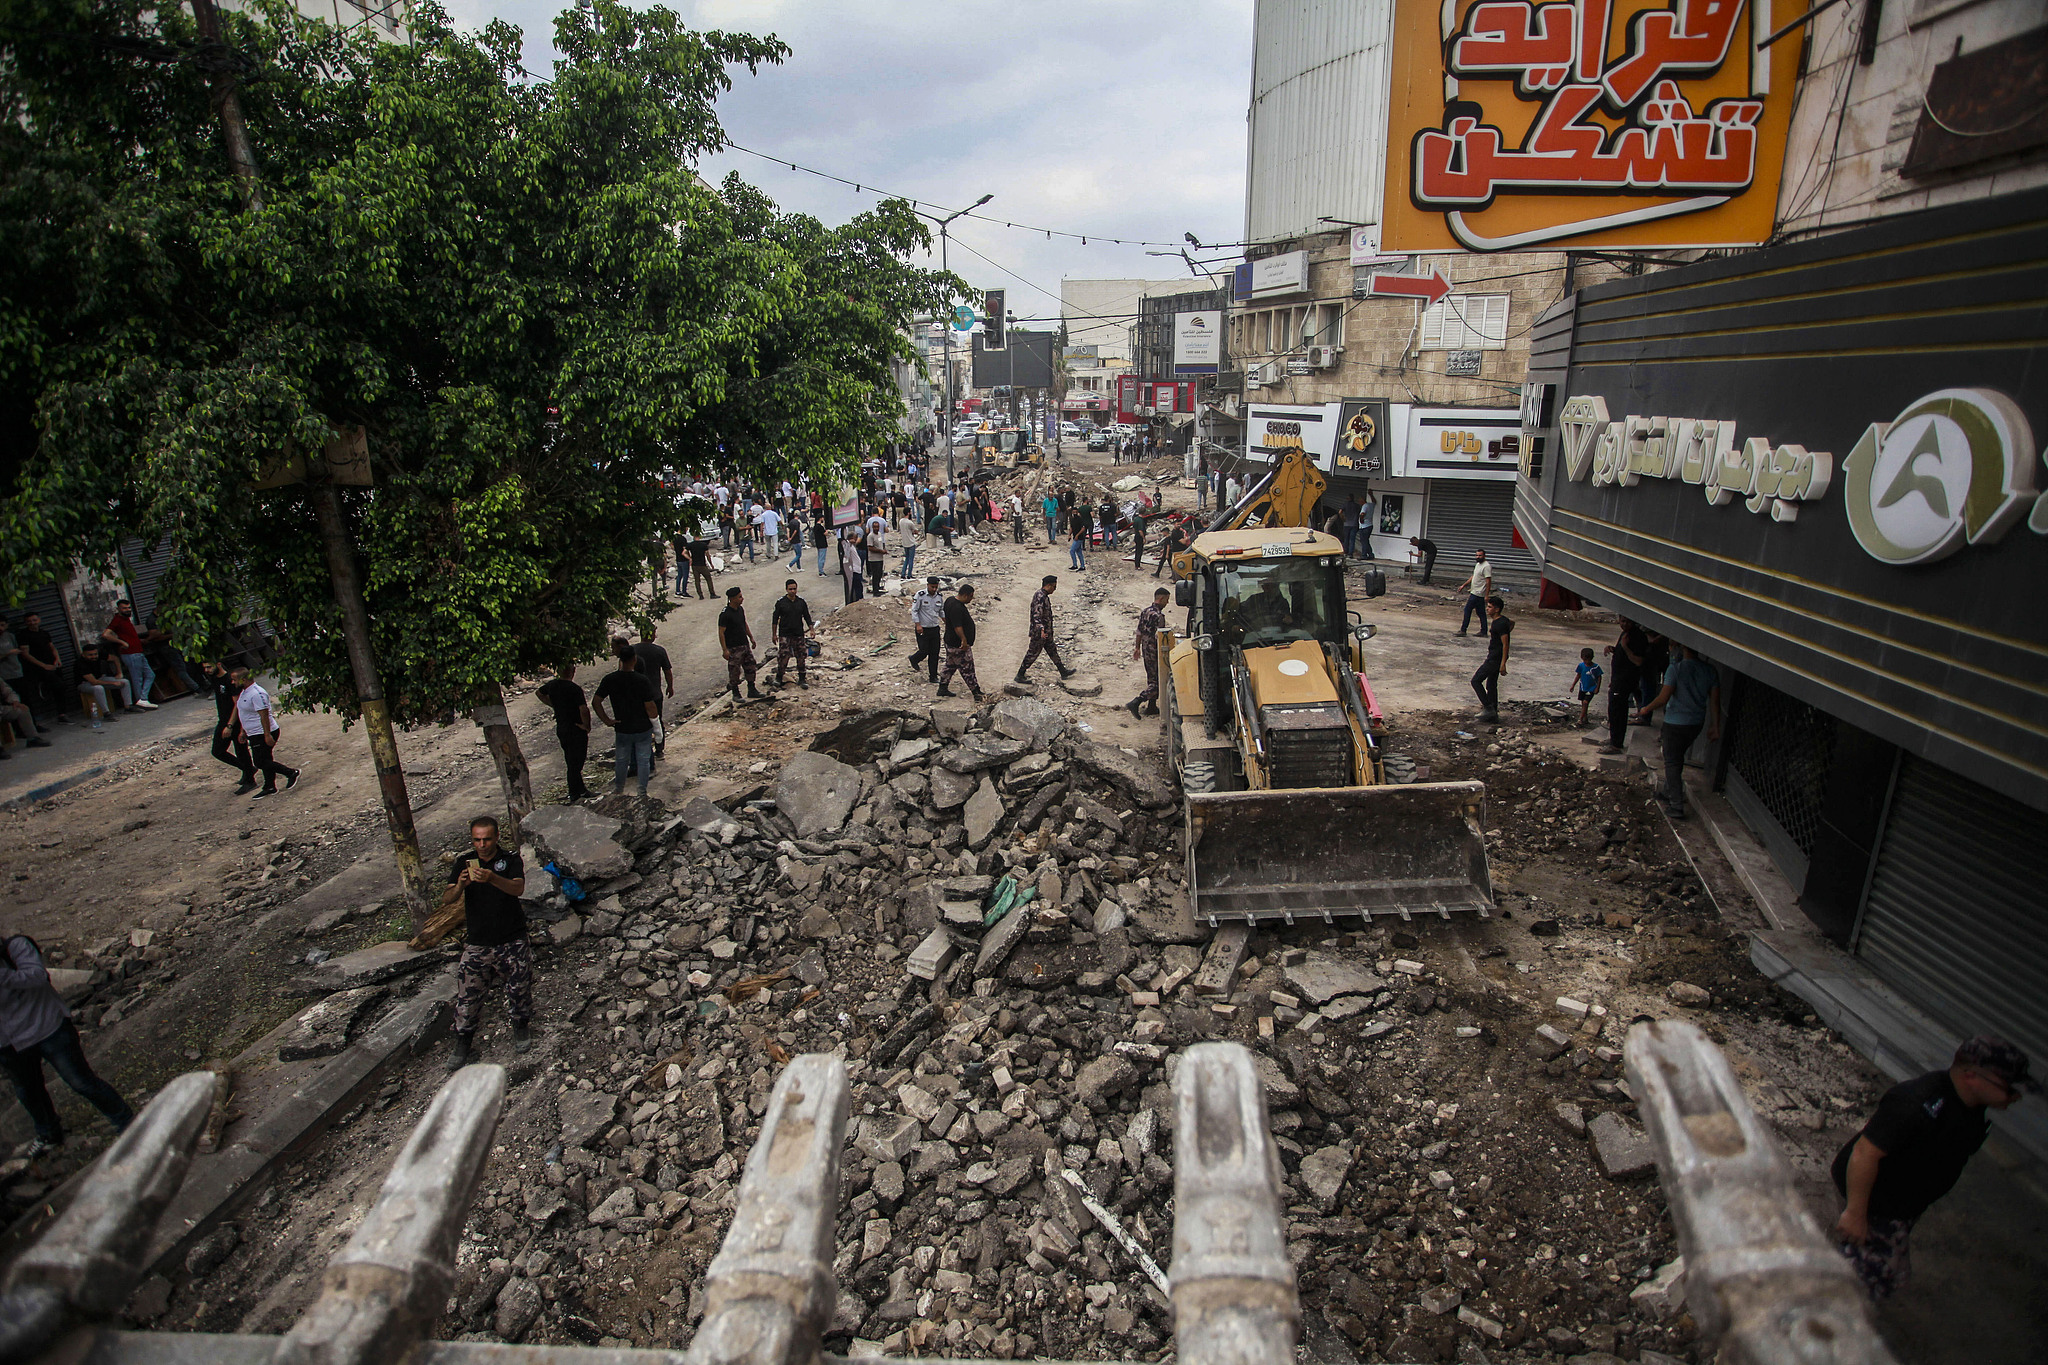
[537,663,592,801]
[1592,617,1648,756]
[1470,595,1511,724]
[15,613,67,722]
[203,661,254,791]
[444,815,532,1069]
[937,583,983,702]
[1832,1035,2032,1299]
[770,579,816,690]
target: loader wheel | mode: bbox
[1183,761,1217,795]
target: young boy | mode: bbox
[1573,648,1604,727]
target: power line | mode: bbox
[720,141,1249,250]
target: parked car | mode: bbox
[1086,430,1113,452]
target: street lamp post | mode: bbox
[914,194,992,485]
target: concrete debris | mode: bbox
[1628,1257,1687,1319]
[524,804,635,881]
[771,751,863,838]
[1588,1111,1657,1178]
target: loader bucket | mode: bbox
[1184,780,1492,924]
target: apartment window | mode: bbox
[1306,303,1343,349]
[1419,294,1510,350]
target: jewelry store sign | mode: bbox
[1558,387,2046,563]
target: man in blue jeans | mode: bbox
[593,643,660,797]
[0,934,133,1157]
[1636,643,1720,818]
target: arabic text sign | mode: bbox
[1383,0,1801,251]
[1174,311,1222,372]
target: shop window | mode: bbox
[1377,495,1405,535]
[1420,294,1509,350]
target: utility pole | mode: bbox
[914,194,992,486]
[191,0,429,915]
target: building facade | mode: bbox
[1509,0,2048,1153]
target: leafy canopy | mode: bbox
[0,0,957,723]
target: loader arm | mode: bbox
[1207,448,1326,533]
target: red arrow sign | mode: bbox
[1367,265,1452,305]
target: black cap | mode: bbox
[1955,1036,2038,1093]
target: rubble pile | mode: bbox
[161,701,1832,1365]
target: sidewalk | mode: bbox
[0,691,220,809]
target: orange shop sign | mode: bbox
[1382,0,1803,252]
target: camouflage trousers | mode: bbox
[939,645,979,695]
[725,645,758,689]
[1838,1217,1914,1300]
[774,635,807,682]
[1138,648,1160,704]
[454,939,534,1035]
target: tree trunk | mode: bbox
[189,0,265,213]
[473,683,534,847]
[310,482,429,920]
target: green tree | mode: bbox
[0,0,956,882]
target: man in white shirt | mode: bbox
[231,669,299,798]
[896,509,922,581]
[866,514,889,596]
[906,575,946,682]
[1008,492,1025,543]
[757,504,783,558]
[1458,551,1494,636]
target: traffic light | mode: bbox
[982,290,1006,351]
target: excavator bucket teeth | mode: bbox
[1185,781,1492,922]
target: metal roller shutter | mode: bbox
[1422,480,1534,577]
[1856,758,2048,1066]
[118,537,178,625]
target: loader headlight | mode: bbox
[1193,634,1215,651]
[1353,623,1378,642]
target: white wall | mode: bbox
[1245,0,1395,244]
[1776,0,2047,236]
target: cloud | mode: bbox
[441,0,1253,322]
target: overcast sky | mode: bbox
[441,0,1254,326]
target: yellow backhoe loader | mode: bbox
[1161,450,1492,925]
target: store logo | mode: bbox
[1843,388,2038,566]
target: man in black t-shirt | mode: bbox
[1592,617,1649,755]
[202,661,254,791]
[718,587,762,702]
[15,613,67,721]
[937,583,983,702]
[1469,596,1511,725]
[444,815,532,1070]
[634,627,673,757]
[769,580,815,690]
[593,644,660,797]
[536,663,592,801]
[1832,1035,2032,1299]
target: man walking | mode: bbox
[1043,491,1059,544]
[233,668,299,796]
[718,586,763,702]
[1016,575,1076,685]
[537,663,592,802]
[866,512,888,596]
[687,526,717,599]
[594,642,659,796]
[633,627,674,758]
[1456,551,1493,635]
[1410,536,1438,585]
[1131,511,1148,572]
[1469,596,1511,725]
[1832,1036,2033,1300]
[1067,507,1089,572]
[898,506,922,581]
[100,601,160,710]
[1124,587,1171,720]
[1635,643,1719,818]
[770,580,816,690]
[937,583,985,702]
[907,576,945,684]
[203,662,254,791]
[442,816,533,1070]
[0,933,133,1155]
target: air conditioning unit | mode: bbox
[1308,345,1340,370]
[1247,361,1282,388]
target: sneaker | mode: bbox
[89,719,102,731]
[512,1022,533,1055]
[445,1034,474,1071]
[23,1138,58,1159]
[134,699,159,710]
[251,787,273,799]
[233,781,257,794]
[283,769,300,791]
[26,737,50,748]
